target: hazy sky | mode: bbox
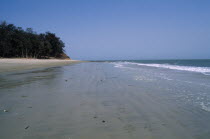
[1,0,210,60]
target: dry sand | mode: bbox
[0,58,82,73]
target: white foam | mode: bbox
[201,102,210,112]
[112,62,210,74]
[113,62,134,69]
[136,63,210,73]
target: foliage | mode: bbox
[0,21,66,58]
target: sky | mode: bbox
[0,0,210,60]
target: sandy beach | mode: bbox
[0,59,82,73]
[1,1,209,138]
[0,61,210,139]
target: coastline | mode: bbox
[0,58,84,73]
[1,62,210,139]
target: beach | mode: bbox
[0,61,210,139]
[0,59,82,73]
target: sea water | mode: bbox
[111,59,210,112]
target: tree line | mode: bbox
[0,21,67,59]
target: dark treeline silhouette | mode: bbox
[0,21,68,59]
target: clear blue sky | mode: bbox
[1,0,210,60]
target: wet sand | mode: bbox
[0,59,82,73]
[0,62,210,139]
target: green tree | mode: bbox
[0,21,67,58]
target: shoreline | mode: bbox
[1,62,210,138]
[0,58,84,73]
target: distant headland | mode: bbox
[0,21,70,59]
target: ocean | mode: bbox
[110,59,210,74]
[111,59,210,112]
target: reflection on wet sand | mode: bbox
[0,67,62,89]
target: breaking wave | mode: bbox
[113,62,210,75]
